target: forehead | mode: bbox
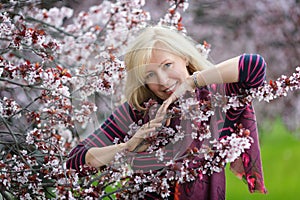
[149,48,177,64]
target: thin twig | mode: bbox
[25,16,76,38]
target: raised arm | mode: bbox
[192,55,240,87]
[191,53,266,91]
[225,53,266,95]
[158,54,267,127]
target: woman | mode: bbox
[67,25,267,199]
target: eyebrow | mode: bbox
[159,59,169,65]
[145,59,170,73]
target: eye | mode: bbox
[164,63,172,68]
[145,72,155,80]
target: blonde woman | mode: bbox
[67,26,267,199]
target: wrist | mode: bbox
[124,140,136,152]
[192,71,202,88]
[118,142,128,151]
[186,75,196,89]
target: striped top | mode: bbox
[66,54,267,199]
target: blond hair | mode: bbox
[124,25,213,110]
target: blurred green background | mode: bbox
[226,119,300,200]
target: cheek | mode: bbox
[147,83,159,92]
[172,66,190,80]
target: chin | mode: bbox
[156,95,167,100]
[161,95,170,100]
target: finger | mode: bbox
[172,92,178,101]
[165,118,171,127]
[141,122,163,130]
[170,91,179,103]
[134,128,154,140]
[156,102,167,116]
[156,99,171,117]
[143,127,158,138]
[149,116,165,124]
[171,81,191,102]
[148,122,164,127]
[139,122,162,134]
[142,122,165,138]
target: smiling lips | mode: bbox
[164,81,177,94]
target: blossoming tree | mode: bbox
[0,0,299,199]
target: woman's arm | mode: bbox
[159,54,266,117]
[192,56,240,87]
[66,102,137,172]
[160,56,240,107]
[85,119,163,168]
[66,102,165,172]
[192,54,266,90]
[85,143,127,167]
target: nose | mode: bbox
[156,71,169,85]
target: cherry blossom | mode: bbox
[0,0,299,199]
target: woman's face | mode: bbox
[145,48,190,100]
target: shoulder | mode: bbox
[239,54,267,65]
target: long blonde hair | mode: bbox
[124,25,213,110]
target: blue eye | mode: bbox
[145,72,154,80]
[164,63,172,68]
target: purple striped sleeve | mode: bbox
[130,149,175,171]
[237,54,266,89]
[66,102,137,174]
[66,144,88,174]
[220,54,267,137]
[225,54,266,96]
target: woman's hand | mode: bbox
[156,75,195,117]
[126,115,165,152]
[126,72,202,152]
